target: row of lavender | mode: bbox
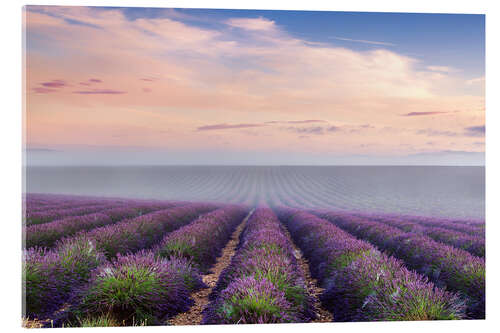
[276,208,466,321]
[24,193,188,225]
[26,203,124,225]
[60,206,248,326]
[24,203,217,320]
[25,201,182,248]
[315,211,485,318]
[24,193,105,209]
[203,208,315,324]
[27,200,114,214]
[351,212,485,257]
[25,197,171,226]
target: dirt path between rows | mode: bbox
[281,227,334,322]
[167,209,254,326]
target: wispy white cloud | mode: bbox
[329,36,395,46]
[426,65,460,73]
[226,17,276,31]
[466,76,485,85]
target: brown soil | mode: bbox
[167,209,254,326]
[22,317,44,328]
[281,227,334,322]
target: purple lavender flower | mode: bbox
[156,206,248,273]
[25,203,181,249]
[204,277,297,324]
[69,251,198,325]
[23,203,215,320]
[321,252,465,321]
[316,211,485,318]
[352,213,485,256]
[24,237,107,319]
[204,208,315,324]
[64,203,216,259]
[278,208,466,321]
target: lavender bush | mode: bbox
[26,213,113,248]
[352,213,485,257]
[317,211,485,318]
[25,203,179,249]
[425,227,484,258]
[23,236,107,319]
[67,203,216,259]
[360,212,485,237]
[68,251,202,326]
[203,208,314,324]
[26,204,120,226]
[278,208,465,321]
[322,252,464,321]
[156,206,248,273]
[207,277,297,324]
[23,204,214,320]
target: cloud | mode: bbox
[464,125,485,137]
[265,120,327,124]
[329,36,395,46]
[197,123,265,131]
[403,111,451,116]
[327,126,341,132]
[283,125,340,135]
[88,78,102,83]
[416,129,459,137]
[41,79,67,88]
[32,87,56,94]
[72,89,126,94]
[226,17,276,31]
[466,76,485,85]
[288,126,324,134]
[427,66,459,73]
[417,126,485,138]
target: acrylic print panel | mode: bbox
[22,5,485,327]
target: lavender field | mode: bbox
[26,166,484,220]
[23,187,485,327]
[22,4,487,328]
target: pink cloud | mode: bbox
[89,78,102,83]
[197,123,265,131]
[72,89,126,95]
[266,120,327,124]
[41,79,66,88]
[403,112,451,117]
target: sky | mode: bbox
[24,6,485,165]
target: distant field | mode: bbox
[26,165,485,219]
[23,193,484,327]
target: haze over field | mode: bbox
[26,166,485,219]
[24,7,484,166]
